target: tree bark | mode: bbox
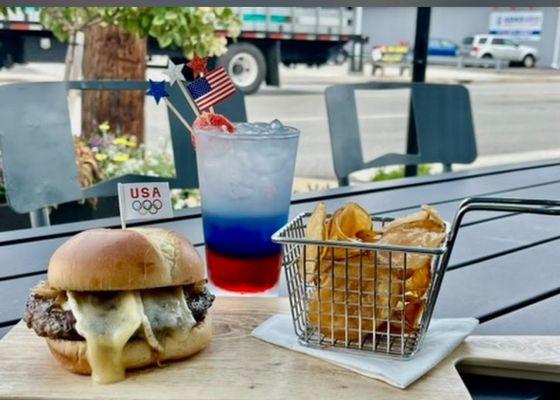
[81,24,147,141]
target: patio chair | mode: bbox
[325,82,477,186]
[0,80,247,227]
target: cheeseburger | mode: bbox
[23,228,214,383]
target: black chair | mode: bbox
[325,82,477,186]
[0,80,247,226]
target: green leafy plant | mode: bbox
[371,164,433,182]
[39,7,241,58]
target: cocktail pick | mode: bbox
[163,60,200,117]
[186,54,215,113]
[187,54,209,78]
[147,80,193,134]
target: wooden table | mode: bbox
[1,297,559,400]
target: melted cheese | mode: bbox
[67,291,143,384]
[66,287,197,383]
[141,287,196,333]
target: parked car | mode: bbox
[461,34,538,67]
[428,38,459,57]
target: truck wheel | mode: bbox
[218,42,265,95]
[522,55,535,68]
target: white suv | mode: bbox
[461,34,538,67]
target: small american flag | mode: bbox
[187,67,236,111]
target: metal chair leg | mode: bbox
[29,207,51,228]
[338,176,350,187]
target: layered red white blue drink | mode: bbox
[195,120,299,293]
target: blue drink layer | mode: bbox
[203,212,287,259]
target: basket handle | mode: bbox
[442,197,560,271]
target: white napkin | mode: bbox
[252,314,478,389]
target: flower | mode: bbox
[94,153,108,161]
[113,138,129,146]
[98,122,110,133]
[112,153,130,162]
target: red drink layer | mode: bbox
[206,248,282,293]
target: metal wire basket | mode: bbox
[272,197,560,359]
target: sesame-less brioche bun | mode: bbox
[46,315,212,375]
[47,228,204,291]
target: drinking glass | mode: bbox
[195,123,299,294]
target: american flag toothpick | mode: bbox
[186,67,236,113]
[147,80,193,134]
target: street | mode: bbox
[1,62,559,182]
[247,66,560,180]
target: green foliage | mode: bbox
[371,164,433,182]
[39,7,241,57]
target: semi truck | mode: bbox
[0,7,367,93]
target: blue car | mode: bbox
[428,38,459,57]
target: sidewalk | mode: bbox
[277,62,560,88]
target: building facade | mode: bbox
[362,7,560,68]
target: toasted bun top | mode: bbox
[48,228,204,291]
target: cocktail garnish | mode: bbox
[193,112,236,133]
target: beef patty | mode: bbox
[23,285,215,340]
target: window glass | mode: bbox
[462,37,473,45]
[492,38,505,45]
[478,38,487,44]
[441,40,454,48]
[429,39,439,47]
[505,39,517,46]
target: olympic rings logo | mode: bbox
[131,199,163,215]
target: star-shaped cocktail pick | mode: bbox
[162,60,185,86]
[187,54,208,78]
[146,80,169,104]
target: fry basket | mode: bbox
[271,197,560,359]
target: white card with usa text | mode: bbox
[118,182,173,223]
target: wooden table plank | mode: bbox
[433,240,560,324]
[475,294,560,335]
[2,297,560,400]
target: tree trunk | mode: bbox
[81,24,147,141]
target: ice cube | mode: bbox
[269,119,284,130]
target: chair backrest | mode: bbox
[0,81,247,213]
[325,82,412,183]
[325,82,477,184]
[0,82,83,213]
[411,84,477,165]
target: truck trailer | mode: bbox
[0,7,367,94]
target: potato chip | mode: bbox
[308,253,402,340]
[322,203,374,260]
[301,203,327,282]
[355,229,379,243]
[334,202,372,239]
[300,202,447,338]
